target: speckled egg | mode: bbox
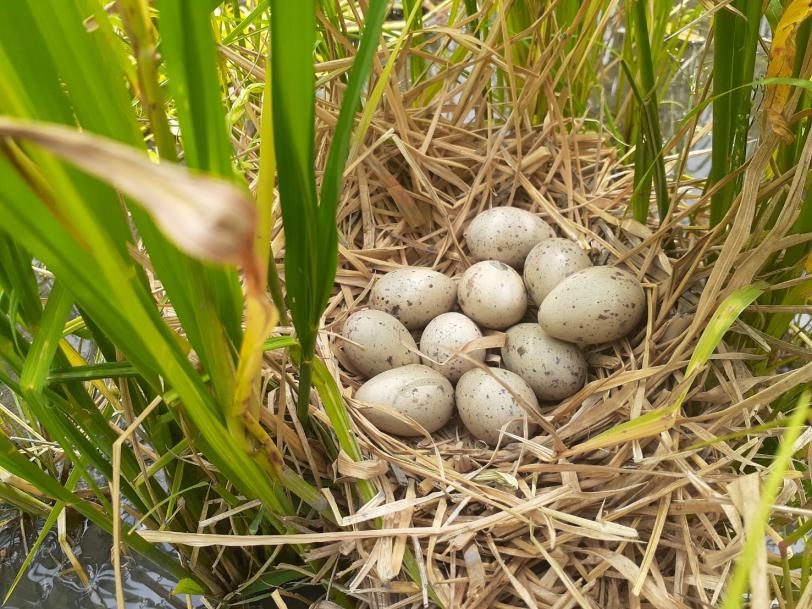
[465,207,555,268]
[370,268,457,329]
[419,312,485,382]
[354,364,454,436]
[457,261,527,329]
[538,266,645,344]
[523,238,592,304]
[456,367,539,445]
[501,323,586,401]
[340,309,419,378]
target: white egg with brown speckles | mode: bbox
[458,260,527,329]
[370,268,457,329]
[354,364,454,436]
[523,238,592,304]
[501,323,586,401]
[538,266,645,344]
[456,367,539,445]
[465,207,555,268]
[419,312,485,382]
[340,309,419,378]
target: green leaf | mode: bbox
[722,391,811,608]
[19,282,72,395]
[271,0,388,425]
[317,0,389,312]
[157,0,246,377]
[687,282,767,375]
[48,362,141,385]
[172,578,207,596]
[0,235,41,327]
[158,0,233,178]
[222,0,269,44]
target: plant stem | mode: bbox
[631,0,669,223]
[118,0,178,162]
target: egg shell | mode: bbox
[456,367,539,445]
[501,323,586,401]
[465,207,555,268]
[538,266,645,344]
[340,309,419,378]
[354,364,454,436]
[419,312,485,382]
[523,238,592,304]
[457,260,527,329]
[370,268,457,329]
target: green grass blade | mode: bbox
[256,59,288,324]
[629,0,669,223]
[721,391,810,608]
[158,0,233,177]
[687,283,767,375]
[709,8,734,218]
[0,235,41,327]
[317,0,388,321]
[223,0,269,44]
[119,0,178,162]
[728,0,761,175]
[157,0,245,368]
[19,282,72,394]
[269,0,319,424]
[402,0,426,85]
[47,362,141,384]
[0,482,49,518]
[271,0,387,425]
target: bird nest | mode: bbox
[258,30,812,609]
[265,112,786,609]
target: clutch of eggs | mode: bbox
[336,205,645,445]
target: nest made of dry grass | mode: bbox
[242,16,812,609]
[296,91,812,609]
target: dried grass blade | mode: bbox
[0,117,255,263]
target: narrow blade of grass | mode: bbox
[721,391,810,608]
[272,0,388,426]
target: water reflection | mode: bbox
[1,513,188,609]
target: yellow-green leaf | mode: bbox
[172,578,206,596]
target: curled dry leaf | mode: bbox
[763,0,812,141]
[0,117,255,263]
[336,450,388,480]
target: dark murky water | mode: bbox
[0,511,189,608]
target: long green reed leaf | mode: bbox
[629,0,668,223]
[269,0,318,424]
[271,0,387,426]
